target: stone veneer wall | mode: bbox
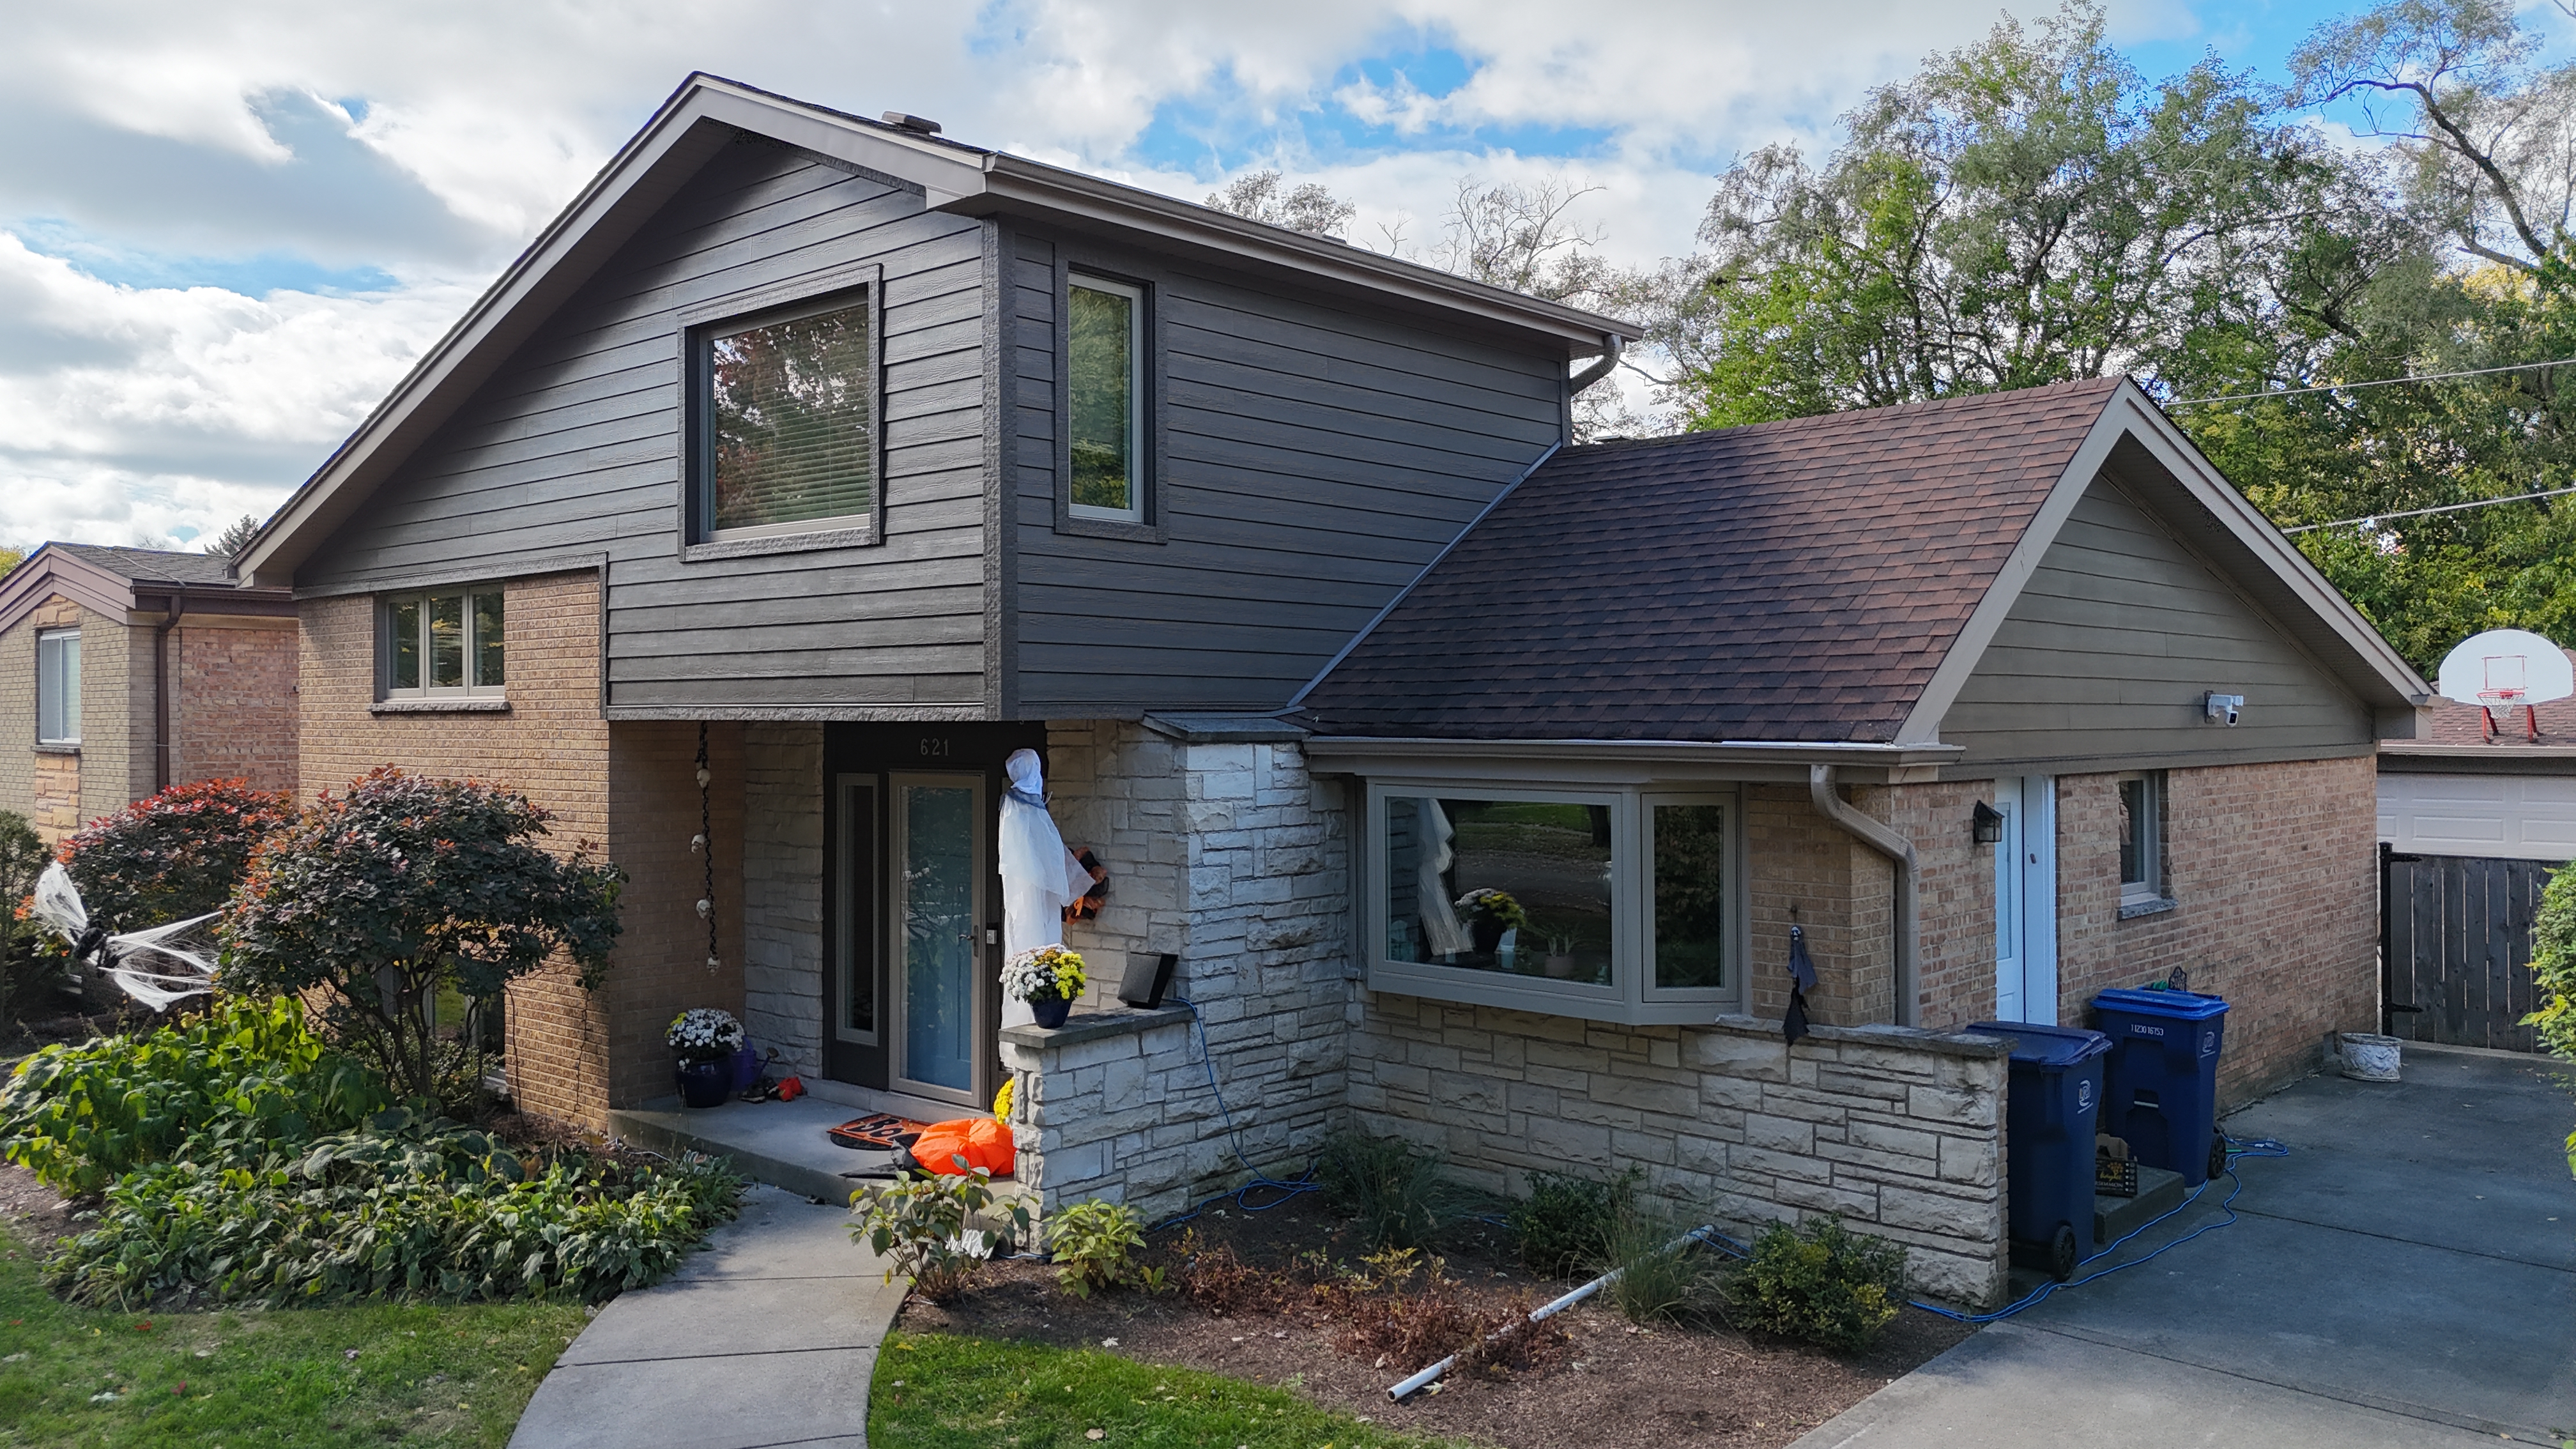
[1000,722,1352,1219]
[1348,1004,2010,1305]
[740,723,825,1079]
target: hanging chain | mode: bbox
[696,723,719,972]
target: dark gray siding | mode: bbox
[1940,478,2374,768]
[297,137,988,712]
[1007,230,1566,714]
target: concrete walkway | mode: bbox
[509,1185,905,1449]
[1793,1043,2576,1448]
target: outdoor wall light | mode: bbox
[2204,691,2246,726]
[1972,799,2004,845]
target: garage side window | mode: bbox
[36,629,79,745]
[2118,771,2166,908]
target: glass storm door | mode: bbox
[892,773,985,1102]
[1994,776,2058,1025]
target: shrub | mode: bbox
[1724,1215,1910,1352]
[1509,1165,1640,1278]
[0,807,49,1023]
[1328,1254,1567,1377]
[0,995,390,1193]
[1171,1229,1286,1317]
[2526,859,2576,1060]
[1046,1198,1161,1298]
[59,779,293,931]
[1603,1208,1726,1327]
[1315,1132,1468,1252]
[850,1167,1030,1304]
[219,769,624,1102]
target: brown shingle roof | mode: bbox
[1296,378,2123,743]
[50,543,240,586]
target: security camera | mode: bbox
[2204,692,2244,726]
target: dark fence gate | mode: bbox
[2380,845,2561,1052]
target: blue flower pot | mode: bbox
[675,1057,733,1108]
[1030,995,1073,1029]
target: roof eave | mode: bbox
[1300,734,1964,785]
[0,544,137,632]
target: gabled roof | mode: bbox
[1292,378,2429,746]
[232,73,1638,589]
[0,542,292,637]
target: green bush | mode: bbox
[59,778,293,931]
[1509,1166,1640,1278]
[1604,1208,1727,1326]
[2525,859,2576,1060]
[1315,1132,1469,1252]
[850,1168,1029,1304]
[0,807,50,1025]
[0,996,390,1193]
[1724,1215,1910,1352]
[1046,1199,1162,1298]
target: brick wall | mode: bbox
[741,723,825,1078]
[3,597,102,842]
[2055,757,2376,1102]
[606,720,746,1110]
[169,615,298,793]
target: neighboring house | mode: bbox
[0,543,298,842]
[229,75,2427,1305]
[2376,644,2576,1052]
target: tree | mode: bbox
[0,546,22,578]
[0,809,47,1025]
[218,769,625,1103]
[1205,171,1358,238]
[60,779,295,933]
[203,514,263,559]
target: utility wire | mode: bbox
[2280,483,2576,534]
[2166,356,2576,407]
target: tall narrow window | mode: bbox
[702,293,877,539]
[1650,801,1729,990]
[35,628,79,745]
[381,589,505,700]
[1068,275,1145,521]
[2118,772,2165,907]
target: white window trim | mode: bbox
[2118,770,2165,907]
[1066,273,1147,524]
[381,588,507,701]
[35,627,79,746]
[1362,780,1743,1026]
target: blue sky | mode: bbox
[0,0,2557,548]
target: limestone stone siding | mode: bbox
[741,723,825,1078]
[1349,1000,2011,1305]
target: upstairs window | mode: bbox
[695,290,878,542]
[2118,771,2166,908]
[36,628,79,745]
[1068,275,1145,522]
[383,590,505,699]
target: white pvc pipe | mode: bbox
[1384,1225,1717,1401]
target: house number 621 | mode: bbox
[918,738,952,757]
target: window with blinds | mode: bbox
[703,293,877,538]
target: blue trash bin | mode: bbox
[2090,988,2230,1188]
[1965,1021,2112,1281]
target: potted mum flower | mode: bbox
[668,1007,745,1108]
[1455,888,1529,958]
[1003,945,1088,1029]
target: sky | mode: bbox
[0,0,2546,552]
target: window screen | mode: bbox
[707,296,875,535]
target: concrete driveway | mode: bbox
[1794,1043,2576,1448]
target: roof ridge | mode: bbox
[1570,376,2126,454]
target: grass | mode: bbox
[0,1218,589,1447]
[869,1332,1468,1448]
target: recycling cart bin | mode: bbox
[1965,1021,2113,1281]
[2090,987,2230,1188]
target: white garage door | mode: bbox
[2377,771,2576,861]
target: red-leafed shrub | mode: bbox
[60,779,294,932]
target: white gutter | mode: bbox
[1809,765,1920,1029]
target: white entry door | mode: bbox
[1993,776,2059,1025]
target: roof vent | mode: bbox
[880,111,942,135]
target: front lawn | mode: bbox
[0,1214,587,1447]
[868,1332,1467,1449]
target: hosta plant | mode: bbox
[850,1166,1030,1304]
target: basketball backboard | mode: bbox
[2434,628,2573,742]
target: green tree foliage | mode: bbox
[218,768,624,1103]
[203,512,264,559]
[0,809,47,1024]
[2526,857,2576,1059]
[59,778,294,932]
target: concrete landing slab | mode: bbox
[2092,1164,2183,1245]
[610,1096,894,1205]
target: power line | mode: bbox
[2166,357,2576,407]
[2280,483,2576,534]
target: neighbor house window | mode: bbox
[1368,783,1738,1025]
[2118,771,2166,908]
[35,629,79,745]
[383,590,505,699]
[1067,275,1145,521]
[697,291,877,541]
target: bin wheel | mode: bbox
[2208,1137,2230,1181]
[2048,1222,2079,1282]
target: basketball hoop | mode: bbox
[2476,688,2536,742]
[2437,629,2569,744]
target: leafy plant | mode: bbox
[1724,1215,1910,1352]
[218,768,625,1102]
[850,1167,1030,1304]
[0,807,50,1025]
[2524,858,2576,1061]
[58,779,293,931]
[1046,1198,1162,1298]
[1002,945,1087,1005]
[1315,1132,1469,1252]
[1603,1208,1726,1327]
[1508,1165,1641,1278]
[0,995,390,1193]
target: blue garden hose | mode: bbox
[1149,997,1320,1230]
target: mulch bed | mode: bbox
[898,1191,1975,1449]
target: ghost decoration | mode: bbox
[995,749,1096,1027]
[27,861,222,1011]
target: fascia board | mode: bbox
[1892,394,2132,745]
[0,548,140,634]
[1300,735,1961,786]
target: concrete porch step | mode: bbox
[2095,1163,2188,1246]
[608,1096,892,1206]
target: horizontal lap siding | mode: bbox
[296,139,988,711]
[1941,480,2372,767]
[1009,231,1564,714]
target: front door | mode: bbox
[1993,776,2058,1025]
[890,772,985,1101]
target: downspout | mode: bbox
[153,591,183,793]
[1568,334,1625,394]
[1809,765,1919,1029]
